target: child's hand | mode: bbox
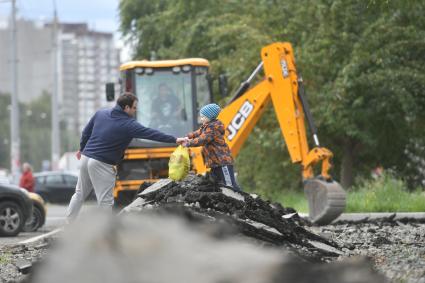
[176,137,190,146]
[182,137,190,147]
[176,137,187,145]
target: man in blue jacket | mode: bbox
[66,93,186,220]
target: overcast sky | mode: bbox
[1,0,120,32]
[0,0,130,58]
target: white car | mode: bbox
[0,169,11,185]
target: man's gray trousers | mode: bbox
[66,155,115,219]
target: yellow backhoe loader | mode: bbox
[105,42,346,225]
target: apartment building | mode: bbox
[60,23,120,135]
[0,19,120,138]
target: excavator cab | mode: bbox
[108,59,213,204]
[122,60,212,137]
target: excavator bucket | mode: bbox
[303,178,346,225]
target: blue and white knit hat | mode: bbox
[200,103,221,120]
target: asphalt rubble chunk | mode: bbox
[308,216,425,283]
[0,238,52,283]
[122,174,344,262]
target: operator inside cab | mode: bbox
[150,83,182,130]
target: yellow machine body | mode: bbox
[112,43,346,224]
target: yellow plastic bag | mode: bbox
[168,145,190,181]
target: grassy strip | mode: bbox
[346,174,425,212]
[0,253,11,265]
[267,174,425,213]
[273,192,308,213]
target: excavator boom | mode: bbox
[218,42,346,224]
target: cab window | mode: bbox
[134,68,193,137]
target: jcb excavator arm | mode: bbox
[216,42,346,224]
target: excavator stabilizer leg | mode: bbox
[303,178,346,225]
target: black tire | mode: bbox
[23,205,45,232]
[0,201,25,237]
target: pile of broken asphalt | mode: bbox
[123,174,343,262]
[19,174,389,283]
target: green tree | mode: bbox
[119,0,425,194]
[0,92,80,173]
[20,92,52,172]
[301,0,425,188]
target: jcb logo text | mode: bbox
[227,100,254,141]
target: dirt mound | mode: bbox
[122,174,344,261]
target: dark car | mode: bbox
[34,171,95,203]
[0,183,33,236]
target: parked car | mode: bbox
[0,183,33,236]
[23,192,47,232]
[34,171,94,203]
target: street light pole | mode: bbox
[51,0,60,170]
[10,0,20,182]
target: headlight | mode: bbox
[28,192,45,205]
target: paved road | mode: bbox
[43,203,68,228]
[0,202,96,246]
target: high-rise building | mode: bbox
[60,23,120,136]
[0,19,53,102]
[0,19,120,142]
